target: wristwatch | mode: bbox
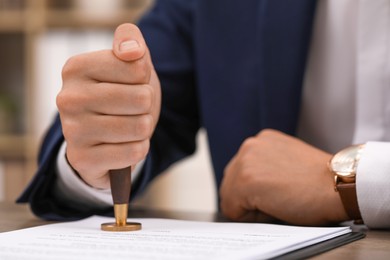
[328,144,366,223]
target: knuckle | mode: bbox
[56,88,74,112]
[136,115,153,138]
[257,128,278,138]
[56,88,87,115]
[132,58,150,83]
[135,86,153,112]
[62,120,82,144]
[240,136,258,152]
[55,90,67,111]
[62,55,83,80]
[129,141,149,163]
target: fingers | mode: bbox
[66,140,150,189]
[61,23,152,85]
[57,82,154,116]
[58,23,161,189]
[62,49,151,85]
[91,83,154,115]
[67,140,150,174]
[62,114,154,145]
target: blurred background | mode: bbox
[0,0,216,213]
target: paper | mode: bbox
[0,216,350,260]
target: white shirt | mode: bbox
[56,0,390,228]
[297,0,390,228]
[55,143,144,209]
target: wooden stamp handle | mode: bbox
[109,166,131,204]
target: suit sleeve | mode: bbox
[17,0,200,220]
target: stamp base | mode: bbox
[101,222,142,232]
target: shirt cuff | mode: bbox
[356,141,390,229]
[54,141,144,209]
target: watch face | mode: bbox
[330,144,365,179]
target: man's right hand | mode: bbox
[56,23,161,189]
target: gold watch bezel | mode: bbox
[329,144,366,189]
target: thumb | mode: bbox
[113,23,147,62]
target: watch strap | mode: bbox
[336,182,363,223]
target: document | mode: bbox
[0,216,351,260]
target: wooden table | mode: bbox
[1,201,389,259]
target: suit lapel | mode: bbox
[256,0,318,134]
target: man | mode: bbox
[18,0,390,228]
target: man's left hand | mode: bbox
[220,129,349,226]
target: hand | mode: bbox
[219,129,349,226]
[57,23,161,189]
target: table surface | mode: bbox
[1,202,389,259]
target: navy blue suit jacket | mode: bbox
[18,0,317,220]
